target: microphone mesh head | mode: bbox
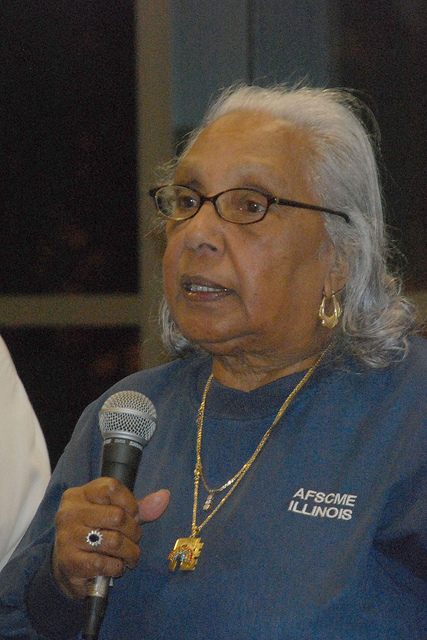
[99,390,157,445]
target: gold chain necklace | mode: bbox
[198,378,253,511]
[168,347,329,571]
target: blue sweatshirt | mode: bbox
[0,339,426,639]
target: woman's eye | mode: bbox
[242,198,266,214]
[178,195,198,209]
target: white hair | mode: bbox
[160,84,416,367]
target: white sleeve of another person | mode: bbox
[0,335,51,571]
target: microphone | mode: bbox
[82,390,157,640]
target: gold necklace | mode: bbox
[168,348,329,571]
[198,377,253,511]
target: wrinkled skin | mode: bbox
[52,479,169,599]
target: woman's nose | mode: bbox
[183,200,225,253]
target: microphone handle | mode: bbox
[82,440,143,640]
[82,576,110,640]
[101,439,144,489]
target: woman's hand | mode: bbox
[52,478,169,599]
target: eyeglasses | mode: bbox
[149,185,351,225]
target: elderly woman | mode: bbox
[0,85,425,640]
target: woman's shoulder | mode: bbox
[390,335,427,385]
[366,335,427,399]
[84,353,211,414]
[406,334,427,366]
[343,334,427,377]
[119,353,209,388]
[327,335,427,409]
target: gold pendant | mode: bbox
[168,537,204,570]
[203,493,214,510]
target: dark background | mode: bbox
[1,1,426,468]
[1,0,138,295]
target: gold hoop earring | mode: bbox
[318,292,341,329]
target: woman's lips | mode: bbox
[180,275,232,299]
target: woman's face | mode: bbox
[163,110,337,364]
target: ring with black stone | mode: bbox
[86,529,103,547]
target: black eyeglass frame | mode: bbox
[149,185,351,225]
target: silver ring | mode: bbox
[86,529,103,547]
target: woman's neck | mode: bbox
[211,344,330,391]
